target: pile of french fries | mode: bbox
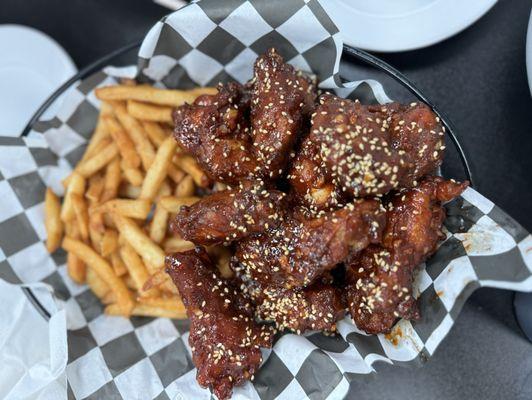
[44,82,230,319]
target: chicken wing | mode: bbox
[173,49,316,184]
[171,183,287,246]
[166,248,273,400]
[289,94,445,209]
[232,198,386,290]
[346,177,468,334]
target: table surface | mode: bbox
[2,0,532,399]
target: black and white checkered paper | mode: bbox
[2,0,532,399]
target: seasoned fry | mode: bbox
[92,199,152,220]
[101,229,119,257]
[67,252,87,284]
[86,174,104,203]
[119,243,159,297]
[174,155,210,188]
[140,137,178,200]
[163,236,195,253]
[112,214,166,270]
[45,188,63,252]
[96,85,217,106]
[89,213,104,253]
[120,159,144,186]
[63,237,133,312]
[149,183,171,244]
[61,173,86,222]
[142,121,168,147]
[101,158,121,202]
[71,194,90,242]
[86,267,108,299]
[105,115,141,168]
[113,102,156,169]
[159,196,200,213]
[127,100,173,123]
[118,183,141,199]
[110,251,127,276]
[174,175,195,197]
[76,140,119,177]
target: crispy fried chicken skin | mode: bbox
[289,94,445,210]
[173,49,316,184]
[232,199,386,290]
[346,177,468,334]
[171,183,287,246]
[166,248,273,400]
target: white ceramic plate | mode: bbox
[321,0,497,52]
[0,25,77,135]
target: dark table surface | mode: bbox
[2,0,532,399]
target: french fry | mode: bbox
[101,229,119,257]
[63,237,133,313]
[119,243,160,297]
[162,237,195,253]
[124,274,137,291]
[174,175,195,197]
[127,100,173,123]
[76,140,119,177]
[118,183,141,199]
[174,155,210,187]
[120,159,144,186]
[101,158,121,202]
[86,267,109,299]
[149,183,171,244]
[112,214,166,270]
[45,188,63,252]
[71,194,90,242]
[92,199,152,220]
[82,115,110,162]
[110,251,127,276]
[67,252,87,284]
[113,102,156,169]
[86,174,104,204]
[105,302,185,319]
[89,214,104,253]
[61,173,86,222]
[96,85,217,106]
[102,291,116,305]
[140,137,178,200]
[105,115,141,168]
[142,121,168,147]
[137,296,186,313]
[159,196,199,213]
[167,164,185,184]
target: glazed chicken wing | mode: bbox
[173,49,316,184]
[289,94,445,210]
[166,248,273,400]
[346,177,468,334]
[171,183,287,246]
[232,198,386,290]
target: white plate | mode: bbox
[0,25,77,135]
[321,0,497,52]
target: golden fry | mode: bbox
[105,115,141,168]
[159,196,199,213]
[101,158,121,202]
[127,100,173,123]
[149,183,171,244]
[67,252,87,284]
[120,159,144,186]
[119,243,160,297]
[140,137,178,200]
[110,251,127,276]
[174,175,195,197]
[112,214,166,270]
[142,121,168,147]
[167,164,185,184]
[92,199,152,220]
[86,267,109,299]
[118,183,141,199]
[61,172,86,222]
[76,140,119,177]
[96,85,217,106]
[63,237,133,312]
[101,229,119,257]
[174,155,210,187]
[106,303,186,319]
[86,174,104,204]
[137,296,185,312]
[45,188,63,252]
[163,237,195,253]
[82,115,110,162]
[71,194,90,242]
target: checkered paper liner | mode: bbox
[2,0,532,399]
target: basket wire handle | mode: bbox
[21,42,474,187]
